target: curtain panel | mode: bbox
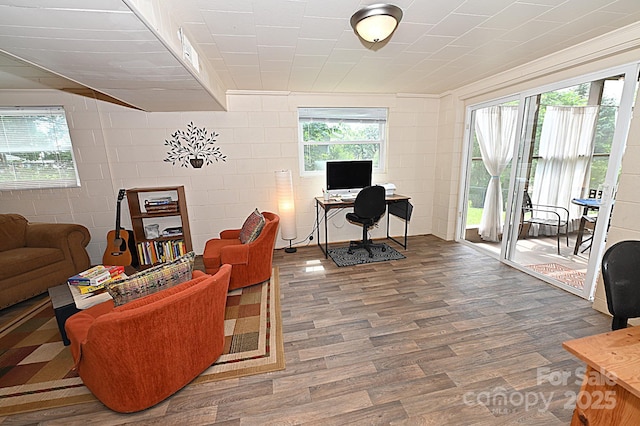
[474,105,519,242]
[530,105,599,235]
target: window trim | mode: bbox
[297,107,387,176]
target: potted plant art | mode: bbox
[164,122,227,168]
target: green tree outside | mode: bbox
[302,121,381,171]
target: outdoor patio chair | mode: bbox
[520,191,569,255]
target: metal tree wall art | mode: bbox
[164,122,227,168]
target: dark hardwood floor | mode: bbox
[0,235,611,425]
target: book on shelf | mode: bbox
[162,226,183,237]
[146,196,173,205]
[144,200,179,213]
[136,240,187,265]
[68,265,125,286]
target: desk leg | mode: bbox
[386,206,390,241]
[316,200,320,252]
[386,200,409,250]
[404,200,408,248]
[324,206,328,258]
[315,200,328,259]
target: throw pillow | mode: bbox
[105,251,196,306]
[238,209,265,244]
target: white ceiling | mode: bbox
[1,0,639,111]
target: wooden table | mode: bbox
[563,327,640,425]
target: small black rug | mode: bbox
[327,243,406,267]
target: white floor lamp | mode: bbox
[275,170,297,253]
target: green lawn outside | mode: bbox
[466,207,483,226]
[466,207,508,228]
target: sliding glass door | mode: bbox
[460,64,639,299]
[459,98,519,254]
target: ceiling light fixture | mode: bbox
[350,3,403,43]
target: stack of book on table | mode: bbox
[67,265,127,309]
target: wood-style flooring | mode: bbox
[0,235,612,425]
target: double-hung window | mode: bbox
[0,106,80,191]
[298,107,387,174]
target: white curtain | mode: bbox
[530,105,599,234]
[474,105,519,242]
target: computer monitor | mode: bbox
[326,160,372,194]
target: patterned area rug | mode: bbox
[0,268,284,416]
[328,243,406,267]
[526,263,585,290]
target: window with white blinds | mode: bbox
[298,107,387,174]
[0,106,80,191]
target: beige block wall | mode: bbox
[0,90,439,264]
[433,94,465,240]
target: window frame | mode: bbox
[297,107,387,176]
[0,106,80,191]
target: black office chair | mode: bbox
[346,185,387,258]
[601,240,640,330]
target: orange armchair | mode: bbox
[65,265,231,413]
[203,212,279,290]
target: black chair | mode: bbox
[588,188,603,200]
[520,191,569,255]
[346,185,387,258]
[601,240,640,330]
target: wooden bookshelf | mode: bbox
[126,186,192,265]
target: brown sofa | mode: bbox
[0,214,91,309]
[65,265,231,413]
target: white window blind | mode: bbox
[0,106,80,191]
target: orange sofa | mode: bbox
[65,265,231,413]
[203,211,279,290]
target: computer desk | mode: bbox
[314,194,411,259]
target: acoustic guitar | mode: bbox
[102,189,133,266]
